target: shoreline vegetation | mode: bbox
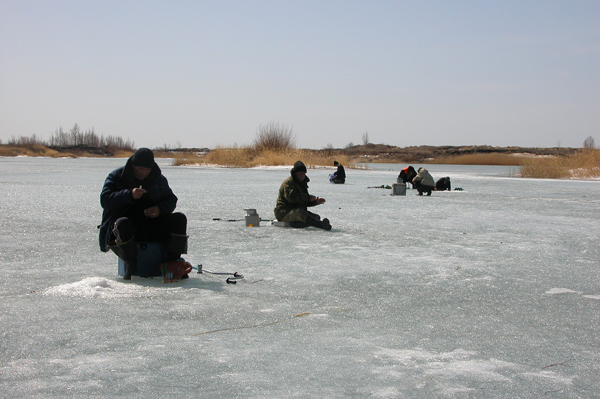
[3,141,599,179]
[2,126,599,179]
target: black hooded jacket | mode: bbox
[98,157,177,252]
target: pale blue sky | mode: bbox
[1,1,598,149]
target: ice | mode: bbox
[544,288,582,295]
[1,157,599,398]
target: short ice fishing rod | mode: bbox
[192,264,244,284]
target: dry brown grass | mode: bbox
[172,147,354,169]
[0,144,133,158]
[520,149,600,179]
[0,146,21,156]
[0,144,74,157]
[112,149,134,158]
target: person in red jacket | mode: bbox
[398,166,417,188]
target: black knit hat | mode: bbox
[291,160,307,174]
[131,148,155,168]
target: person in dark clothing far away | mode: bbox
[274,161,332,231]
[99,148,188,280]
[330,160,346,184]
[398,166,417,188]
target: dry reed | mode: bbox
[172,147,354,169]
[520,149,600,179]
[0,145,71,157]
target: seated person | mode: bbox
[398,166,417,188]
[412,167,435,196]
[330,160,346,184]
[99,148,188,279]
[435,176,452,191]
[274,161,332,231]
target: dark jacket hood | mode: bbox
[121,156,161,184]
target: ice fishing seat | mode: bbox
[117,242,165,278]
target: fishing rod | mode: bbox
[367,185,392,189]
[212,218,273,222]
[191,264,244,284]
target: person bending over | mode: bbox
[398,166,417,188]
[99,148,188,279]
[435,176,451,191]
[274,161,332,231]
[412,167,435,196]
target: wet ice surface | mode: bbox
[1,157,599,398]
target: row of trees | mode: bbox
[3,122,595,152]
[5,124,135,151]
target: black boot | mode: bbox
[110,238,138,280]
[165,233,188,262]
[306,216,332,231]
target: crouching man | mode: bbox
[412,167,436,196]
[98,148,188,279]
[274,161,332,231]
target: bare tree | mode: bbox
[362,132,369,146]
[8,134,45,145]
[253,121,297,151]
[70,124,81,145]
[583,136,596,149]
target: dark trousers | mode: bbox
[416,185,434,195]
[112,212,187,244]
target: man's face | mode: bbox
[294,171,306,181]
[133,165,151,181]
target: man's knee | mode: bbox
[166,212,187,234]
[113,217,136,243]
[280,209,309,223]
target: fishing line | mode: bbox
[191,312,311,336]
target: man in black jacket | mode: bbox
[99,148,188,279]
[330,161,346,184]
[435,176,452,191]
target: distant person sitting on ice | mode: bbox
[274,160,332,231]
[398,166,417,187]
[99,148,188,280]
[412,167,435,196]
[329,160,346,184]
[435,176,451,191]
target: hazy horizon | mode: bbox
[1,131,589,151]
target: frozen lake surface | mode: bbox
[1,157,599,398]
